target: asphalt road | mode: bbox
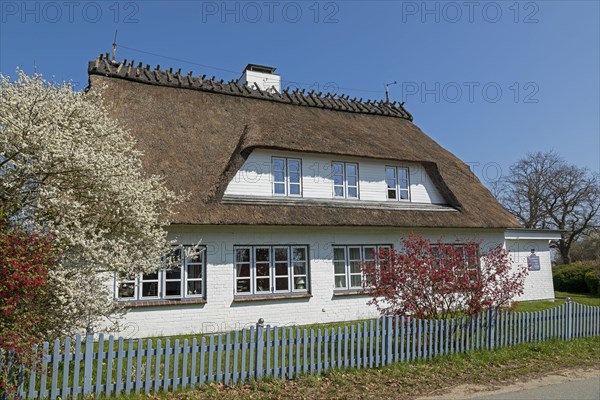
[469,376,600,400]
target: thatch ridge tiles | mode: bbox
[89,55,413,120]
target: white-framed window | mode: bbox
[333,245,391,290]
[272,157,302,196]
[332,162,359,199]
[386,166,410,201]
[116,245,206,301]
[431,243,480,280]
[234,245,309,295]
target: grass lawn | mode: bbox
[117,336,600,400]
[515,291,600,312]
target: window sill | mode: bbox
[333,289,371,297]
[233,293,312,302]
[118,298,207,308]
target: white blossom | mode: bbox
[1,70,180,337]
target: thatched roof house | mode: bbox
[88,54,519,229]
[88,54,557,338]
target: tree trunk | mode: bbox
[557,239,571,264]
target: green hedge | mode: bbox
[553,263,599,294]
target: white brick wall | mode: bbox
[506,239,555,302]
[111,226,554,338]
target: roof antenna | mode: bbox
[112,30,118,62]
[385,81,397,104]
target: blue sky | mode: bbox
[1,1,598,185]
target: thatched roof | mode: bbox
[88,55,520,229]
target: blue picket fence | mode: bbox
[1,300,599,399]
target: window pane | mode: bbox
[188,264,203,279]
[274,183,285,194]
[335,275,347,288]
[289,172,300,183]
[334,261,346,274]
[388,189,397,199]
[236,249,250,263]
[274,171,285,183]
[288,160,300,173]
[275,277,289,291]
[350,261,361,274]
[142,282,158,297]
[289,184,301,195]
[333,175,343,186]
[256,263,270,277]
[398,167,408,180]
[275,263,288,276]
[333,247,345,261]
[364,247,376,260]
[348,187,358,198]
[400,190,409,200]
[293,262,306,275]
[255,248,270,262]
[294,276,307,290]
[165,281,181,296]
[332,163,343,174]
[349,247,361,260]
[256,278,270,292]
[275,247,288,262]
[236,263,250,277]
[386,167,396,181]
[118,282,135,298]
[143,271,158,281]
[166,267,181,280]
[334,186,344,197]
[236,279,250,293]
[273,159,285,171]
[293,247,307,261]
[350,275,362,288]
[347,176,357,186]
[187,281,202,295]
[346,164,357,176]
[188,249,203,263]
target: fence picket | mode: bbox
[199,337,206,386]
[145,339,153,394]
[162,339,171,391]
[95,334,105,395]
[272,328,278,380]
[173,339,180,391]
[125,338,134,394]
[135,338,143,393]
[73,335,82,397]
[191,337,198,386]
[224,333,231,384]
[153,339,162,393]
[27,345,38,399]
[317,328,322,375]
[62,336,71,398]
[240,330,246,382]
[207,336,214,383]
[83,335,94,396]
[106,336,114,397]
[256,327,263,379]
[182,339,189,389]
[296,328,302,378]
[249,327,255,380]
[115,337,124,395]
[50,340,60,399]
[303,329,309,375]
[264,328,270,379]
[350,325,356,368]
[311,329,316,373]
[216,335,223,382]
[344,326,350,368]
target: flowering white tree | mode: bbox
[0,70,179,337]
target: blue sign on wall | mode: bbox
[528,252,541,271]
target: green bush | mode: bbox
[584,269,599,295]
[552,263,596,293]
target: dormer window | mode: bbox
[332,162,359,199]
[386,166,410,201]
[272,157,302,196]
